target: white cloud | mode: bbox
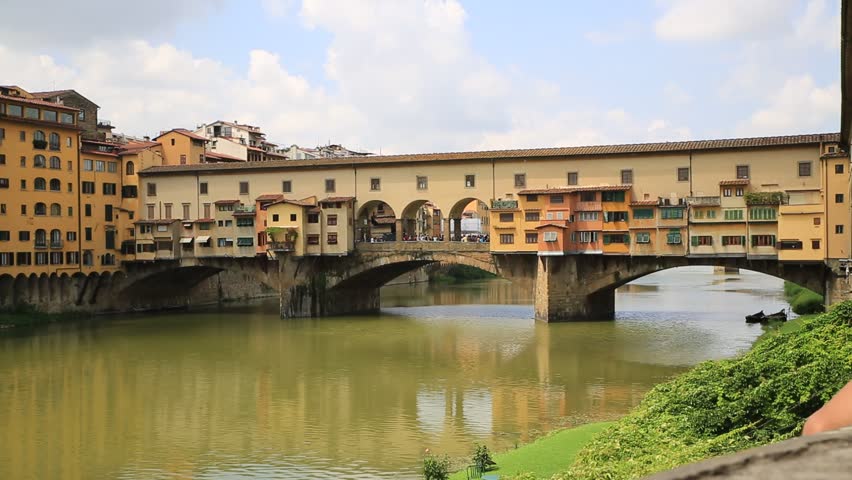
[261,0,297,17]
[663,82,692,105]
[655,0,795,42]
[794,0,841,50]
[739,75,839,135]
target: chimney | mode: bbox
[143,136,150,141]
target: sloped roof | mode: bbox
[518,184,633,195]
[30,89,100,108]
[154,128,208,142]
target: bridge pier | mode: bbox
[534,256,616,322]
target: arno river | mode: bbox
[0,267,791,479]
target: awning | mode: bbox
[195,236,211,243]
[136,239,154,245]
[179,237,194,244]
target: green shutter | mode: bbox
[741,236,746,246]
[691,236,699,247]
[751,235,757,247]
[624,234,630,244]
[603,235,611,245]
[771,235,776,247]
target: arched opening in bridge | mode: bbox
[447,198,490,242]
[400,199,442,241]
[356,200,398,242]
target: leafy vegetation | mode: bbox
[561,302,852,480]
[784,281,825,315]
[744,191,788,205]
[472,444,496,472]
[424,454,451,480]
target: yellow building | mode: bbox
[0,86,83,275]
[153,129,208,166]
[79,140,125,271]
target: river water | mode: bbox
[0,267,790,479]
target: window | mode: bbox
[836,194,845,203]
[179,154,187,165]
[0,154,4,165]
[620,169,633,184]
[289,214,297,222]
[68,206,73,217]
[203,203,211,218]
[8,105,22,116]
[798,161,812,177]
[722,236,745,246]
[327,214,338,226]
[526,194,538,202]
[83,159,93,171]
[146,183,157,196]
[812,240,821,249]
[124,161,135,176]
[327,233,338,245]
[723,188,732,197]
[579,191,596,202]
[236,217,254,227]
[107,161,117,173]
[499,213,514,222]
[736,165,749,179]
[94,160,105,172]
[0,128,3,142]
[217,238,234,248]
[525,211,540,222]
[660,208,684,219]
[550,195,564,204]
[199,182,208,195]
[50,203,61,216]
[0,178,7,189]
[836,225,845,234]
[67,160,72,171]
[25,108,39,119]
[35,252,48,265]
[103,183,116,195]
[20,180,26,190]
[237,237,254,247]
[836,164,845,174]
[499,234,514,244]
[325,178,336,193]
[35,203,46,216]
[0,253,12,266]
[182,204,191,220]
[735,187,744,197]
[526,232,539,243]
[635,232,651,244]
[814,217,822,226]
[34,229,46,248]
[751,235,776,247]
[514,174,526,188]
[34,178,46,190]
[0,231,8,241]
[282,180,292,193]
[778,240,803,250]
[49,179,60,191]
[307,234,320,245]
[34,155,45,168]
[147,204,155,219]
[65,252,79,265]
[724,209,744,221]
[633,208,654,219]
[16,252,31,266]
[307,213,319,224]
[163,204,171,220]
[465,175,475,188]
[567,172,578,185]
[0,204,4,215]
[749,207,776,221]
[272,214,280,222]
[603,233,629,244]
[239,181,249,195]
[576,231,598,243]
[601,191,625,202]
[61,113,74,125]
[677,167,690,182]
[416,176,428,190]
[604,211,628,222]
[84,204,92,217]
[20,205,26,215]
[66,137,72,148]
[49,132,60,150]
[691,236,713,246]
[49,156,60,169]
[666,230,682,245]
[66,231,76,241]
[82,181,95,194]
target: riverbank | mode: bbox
[447,422,613,480]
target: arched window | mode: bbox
[33,155,46,168]
[34,131,45,141]
[126,161,135,175]
[49,179,61,191]
[83,251,93,266]
[49,132,60,150]
[35,229,46,247]
[34,203,46,216]
[34,178,46,190]
[49,156,61,169]
[50,229,61,246]
[50,203,61,216]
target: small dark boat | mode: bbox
[745,310,765,323]
[764,309,788,322]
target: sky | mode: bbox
[0,0,841,154]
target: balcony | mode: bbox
[34,241,47,250]
[574,201,602,212]
[491,200,518,209]
[50,240,64,249]
[33,139,47,150]
[268,241,295,252]
[687,196,721,206]
[234,205,256,214]
[745,192,789,206]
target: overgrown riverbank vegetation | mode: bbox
[783,281,825,315]
[560,302,852,479]
[430,264,497,283]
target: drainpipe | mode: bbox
[76,131,83,274]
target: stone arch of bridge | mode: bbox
[399,199,445,240]
[447,197,490,240]
[355,200,398,242]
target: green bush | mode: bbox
[791,290,825,315]
[424,455,451,480]
[783,281,803,298]
[566,301,852,480]
[472,444,496,472]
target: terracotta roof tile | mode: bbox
[719,179,750,186]
[518,184,632,195]
[154,128,208,142]
[320,196,355,203]
[193,218,215,223]
[535,223,570,229]
[630,200,660,206]
[206,151,245,162]
[264,198,316,209]
[214,199,240,205]
[255,194,284,202]
[0,93,80,111]
[137,133,840,176]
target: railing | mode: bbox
[574,201,602,212]
[50,240,64,249]
[34,241,47,249]
[235,205,256,214]
[687,196,721,206]
[491,200,518,209]
[33,139,47,150]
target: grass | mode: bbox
[448,422,613,480]
[754,314,814,345]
